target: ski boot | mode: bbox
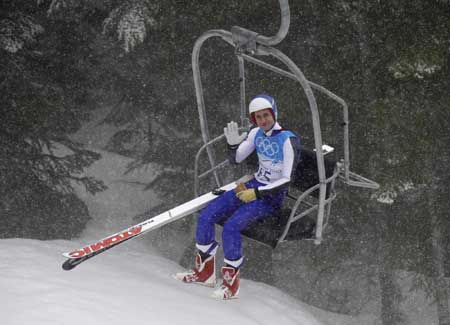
[211,266,240,300]
[175,253,216,287]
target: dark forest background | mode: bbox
[1,1,450,324]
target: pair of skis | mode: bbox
[61,181,237,270]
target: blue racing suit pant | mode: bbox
[196,178,286,262]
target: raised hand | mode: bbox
[224,121,247,146]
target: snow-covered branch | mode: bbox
[389,60,442,80]
[103,0,159,52]
[0,15,44,53]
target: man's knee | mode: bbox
[197,212,216,228]
[222,218,241,236]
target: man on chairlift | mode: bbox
[176,94,301,299]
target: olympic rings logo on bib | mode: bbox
[256,137,279,157]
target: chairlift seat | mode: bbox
[239,208,317,248]
[217,147,339,248]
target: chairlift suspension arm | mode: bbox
[237,55,248,127]
[255,0,290,46]
[259,45,328,244]
[192,30,234,188]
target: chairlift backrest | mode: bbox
[293,148,337,200]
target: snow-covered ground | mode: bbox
[2,238,330,325]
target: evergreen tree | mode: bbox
[0,0,106,239]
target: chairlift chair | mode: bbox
[192,0,379,247]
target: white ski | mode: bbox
[61,181,238,270]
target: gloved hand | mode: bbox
[224,121,247,147]
[236,188,257,203]
[234,182,247,194]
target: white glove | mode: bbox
[224,121,247,146]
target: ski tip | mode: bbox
[62,258,80,271]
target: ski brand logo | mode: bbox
[67,226,143,258]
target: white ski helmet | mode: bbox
[249,94,278,124]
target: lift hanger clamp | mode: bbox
[231,26,259,55]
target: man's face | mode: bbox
[254,108,275,131]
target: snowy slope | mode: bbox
[1,238,326,325]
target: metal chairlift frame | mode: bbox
[192,0,379,246]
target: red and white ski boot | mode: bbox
[175,253,216,287]
[211,266,240,300]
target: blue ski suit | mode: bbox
[196,122,300,266]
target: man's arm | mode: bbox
[228,127,257,164]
